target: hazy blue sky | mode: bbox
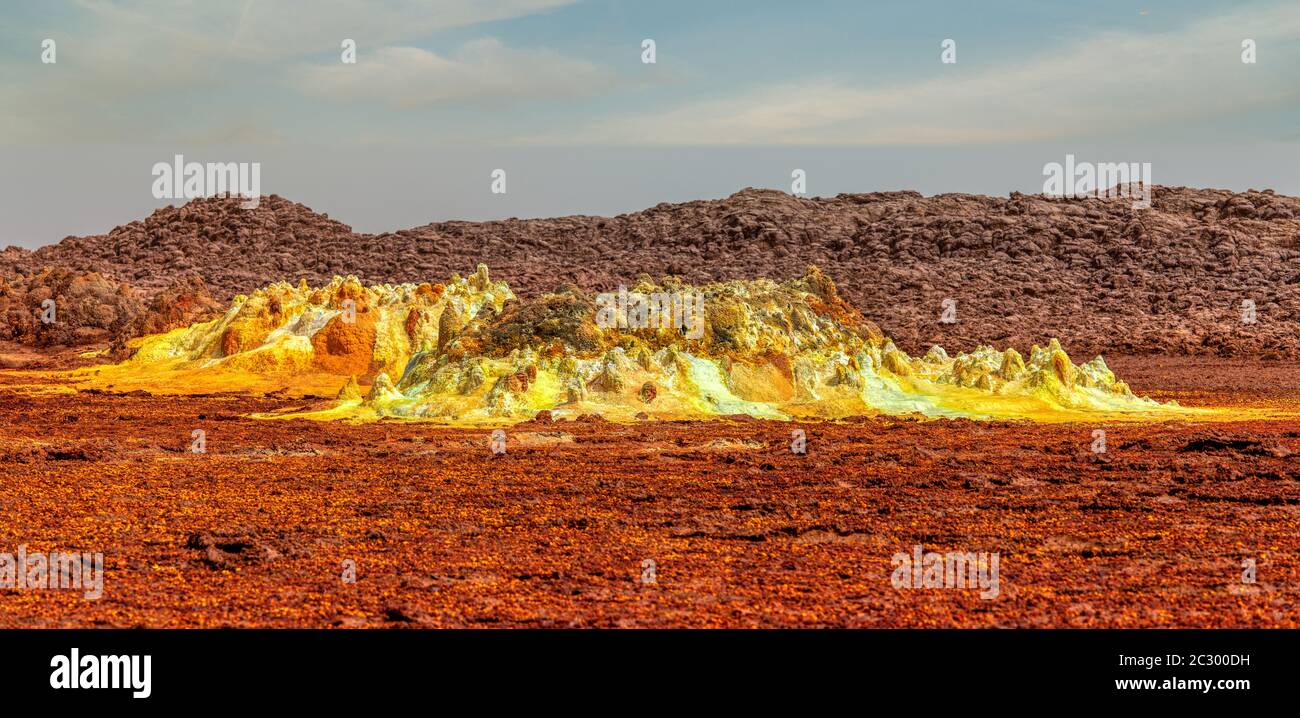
[1,1,1297,246]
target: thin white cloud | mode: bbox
[0,0,581,142]
[295,38,616,108]
[536,3,1300,145]
[72,0,579,59]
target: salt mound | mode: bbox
[86,265,1192,423]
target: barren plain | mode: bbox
[2,355,1298,628]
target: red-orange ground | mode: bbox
[0,355,1297,627]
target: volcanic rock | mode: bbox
[5,187,1300,357]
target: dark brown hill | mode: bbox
[4,187,1298,357]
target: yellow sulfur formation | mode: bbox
[77,266,1206,424]
[72,265,513,398]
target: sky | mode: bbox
[1,0,1297,246]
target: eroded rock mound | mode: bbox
[0,267,143,347]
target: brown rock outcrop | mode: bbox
[3,186,1299,357]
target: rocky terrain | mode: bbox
[2,360,1298,628]
[0,268,219,351]
[3,186,1298,358]
[0,267,141,348]
[3,190,1298,630]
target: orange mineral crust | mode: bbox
[1,357,1298,628]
